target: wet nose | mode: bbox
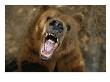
[49,20,64,32]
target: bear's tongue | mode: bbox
[44,39,55,55]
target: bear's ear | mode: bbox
[73,13,84,25]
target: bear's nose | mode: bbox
[49,20,64,33]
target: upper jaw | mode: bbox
[45,33,59,42]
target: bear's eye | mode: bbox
[47,16,52,21]
[66,24,71,31]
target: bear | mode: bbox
[17,7,85,72]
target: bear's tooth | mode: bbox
[48,33,51,35]
[46,33,48,36]
[50,33,54,36]
[57,39,58,42]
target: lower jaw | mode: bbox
[40,54,49,61]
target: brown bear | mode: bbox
[17,8,85,72]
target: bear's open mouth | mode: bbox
[40,33,59,60]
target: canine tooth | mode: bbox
[49,33,51,35]
[51,34,55,37]
[46,33,48,36]
[50,34,53,36]
[57,39,58,42]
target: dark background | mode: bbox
[5,5,106,72]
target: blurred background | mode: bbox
[5,5,106,72]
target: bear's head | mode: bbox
[33,9,83,61]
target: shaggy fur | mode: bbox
[17,8,85,72]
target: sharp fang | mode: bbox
[46,33,48,36]
[48,33,51,35]
[48,33,54,37]
[50,34,54,36]
[57,39,58,42]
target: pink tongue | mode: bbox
[44,39,55,52]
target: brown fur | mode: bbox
[18,8,85,72]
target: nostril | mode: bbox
[59,25,64,32]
